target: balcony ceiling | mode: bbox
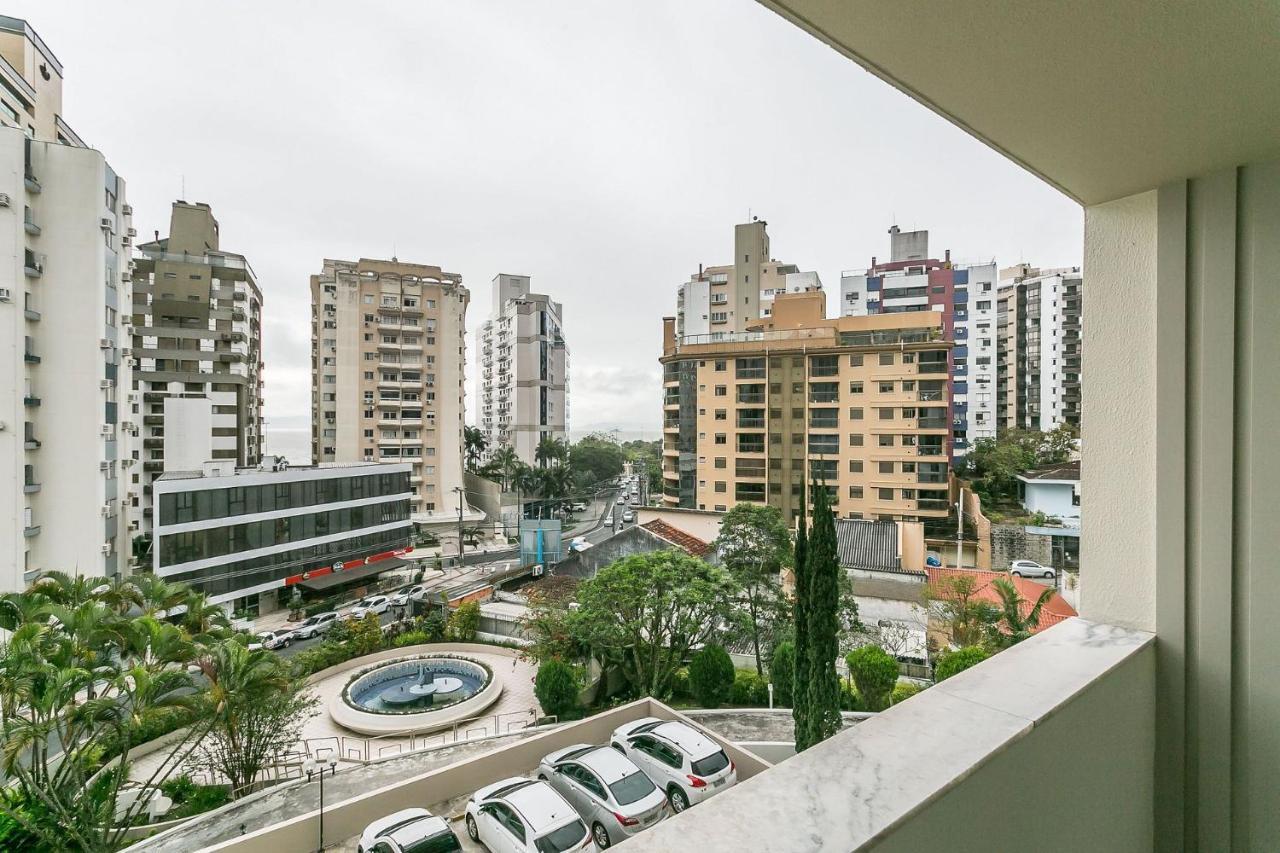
[759,0,1280,205]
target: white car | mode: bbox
[356,807,461,853]
[349,595,390,619]
[1010,559,1056,579]
[466,777,596,853]
[255,629,293,650]
[610,718,737,813]
[569,537,592,553]
[571,502,588,513]
[616,495,626,505]
[621,511,634,523]
[390,585,424,607]
[538,744,668,848]
[290,611,338,640]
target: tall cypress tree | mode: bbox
[791,488,811,751]
[805,478,843,746]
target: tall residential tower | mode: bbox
[310,258,471,525]
[0,16,133,590]
[475,274,568,464]
[995,264,1083,432]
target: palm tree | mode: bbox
[534,437,568,468]
[130,574,187,617]
[490,445,519,490]
[464,426,488,471]
[512,462,539,522]
[985,578,1055,648]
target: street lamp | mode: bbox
[452,486,466,564]
[304,756,338,851]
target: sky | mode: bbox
[17,1,1082,460]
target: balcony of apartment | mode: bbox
[23,249,44,278]
[662,390,681,409]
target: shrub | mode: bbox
[289,640,359,678]
[688,644,735,708]
[934,645,990,682]
[768,641,795,707]
[447,601,481,641]
[354,612,384,655]
[891,680,925,704]
[731,669,769,706]
[839,679,866,712]
[393,630,431,648]
[422,613,446,642]
[845,645,899,711]
[160,774,198,804]
[667,666,691,701]
[534,658,582,719]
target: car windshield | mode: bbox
[608,770,656,806]
[300,617,317,626]
[400,829,461,853]
[534,820,587,853]
[691,750,729,777]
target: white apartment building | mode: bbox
[476,274,568,464]
[129,201,264,536]
[675,220,822,339]
[0,16,134,591]
[310,258,476,526]
[840,226,997,455]
[996,264,1083,432]
[152,460,413,611]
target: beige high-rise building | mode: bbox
[675,220,823,338]
[661,292,951,525]
[129,201,264,535]
[475,274,568,464]
[310,258,472,525]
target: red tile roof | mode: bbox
[926,567,1077,632]
[640,519,713,557]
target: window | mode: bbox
[849,407,864,420]
[810,355,839,377]
[849,460,864,473]
[715,481,727,493]
[849,354,864,367]
[714,385,727,396]
[849,485,864,499]
[879,353,894,366]
[715,409,727,420]
[849,433,863,447]
[878,488,894,501]
[878,435,895,447]
[849,381,863,394]
[808,434,840,455]
[878,461,895,474]
[879,381,894,393]
[879,408,895,420]
[714,360,726,371]
[714,433,727,445]
[714,457,727,468]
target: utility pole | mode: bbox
[955,485,964,569]
[453,486,465,564]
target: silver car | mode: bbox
[538,744,668,848]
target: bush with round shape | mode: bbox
[934,645,990,682]
[731,668,768,706]
[688,644,735,708]
[769,642,795,707]
[534,658,581,719]
[891,680,925,704]
[845,645,899,712]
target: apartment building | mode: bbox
[475,274,568,464]
[840,226,997,455]
[0,16,133,591]
[310,258,471,525]
[129,201,264,536]
[660,291,951,526]
[995,264,1083,432]
[675,220,823,338]
[152,460,413,611]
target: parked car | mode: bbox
[538,744,668,848]
[390,585,424,607]
[621,510,634,523]
[571,502,588,513]
[256,629,293,650]
[616,495,626,505]
[465,777,596,852]
[604,513,614,527]
[349,595,390,619]
[610,718,737,813]
[357,807,461,853]
[1010,559,1056,579]
[290,611,338,640]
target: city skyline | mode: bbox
[13,0,1082,453]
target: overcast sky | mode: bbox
[20,1,1081,458]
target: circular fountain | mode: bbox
[329,653,504,735]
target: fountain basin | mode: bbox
[329,654,504,736]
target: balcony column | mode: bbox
[1083,158,1280,851]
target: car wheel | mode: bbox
[1011,571,1022,577]
[466,814,479,842]
[668,786,689,813]
[1045,571,1054,579]
[593,822,612,849]
[537,773,547,781]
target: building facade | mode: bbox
[840,226,997,455]
[129,201,264,536]
[995,264,1083,432]
[675,220,822,339]
[660,292,951,526]
[0,16,134,590]
[475,274,568,464]
[310,258,471,524]
[152,460,413,611]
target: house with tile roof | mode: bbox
[925,567,1078,649]
[1017,459,1081,527]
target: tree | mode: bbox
[688,645,735,708]
[714,503,791,676]
[958,424,1079,510]
[926,573,1000,647]
[934,645,990,682]
[193,642,315,798]
[790,495,810,749]
[572,551,739,698]
[534,437,569,468]
[984,578,1055,649]
[534,659,581,719]
[798,482,843,750]
[512,462,539,520]
[490,445,520,491]
[354,612,384,656]
[568,435,627,489]
[519,576,583,664]
[769,641,796,707]
[845,645,899,712]
[446,601,481,642]
[464,426,488,472]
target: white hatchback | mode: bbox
[609,718,737,813]
[356,808,461,853]
[1010,559,1056,579]
[465,777,597,853]
[349,595,390,619]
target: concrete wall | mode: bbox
[990,524,1053,571]
[634,506,723,542]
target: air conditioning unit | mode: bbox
[0,288,10,302]
[122,203,133,216]
[100,503,112,516]
[121,236,131,247]
[99,216,114,230]
[127,227,137,238]
[0,193,9,207]
[99,460,110,469]
[99,544,112,555]
[99,338,112,349]
[100,425,113,436]
[122,347,132,357]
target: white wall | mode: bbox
[1021,480,1080,525]
[163,396,212,472]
